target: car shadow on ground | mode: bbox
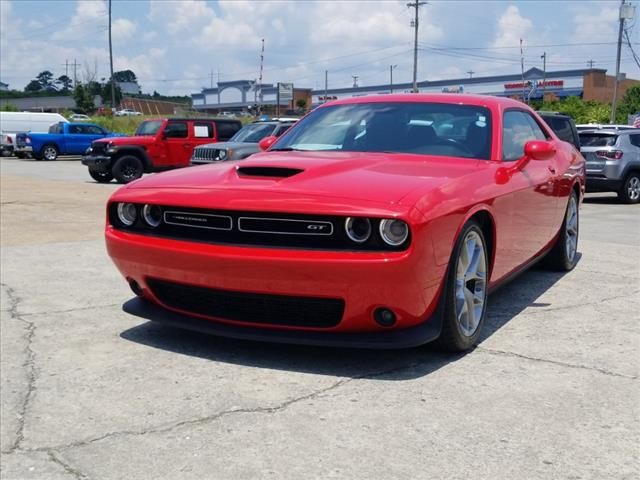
[120,258,576,381]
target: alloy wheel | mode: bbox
[44,147,57,161]
[627,176,640,202]
[565,195,578,263]
[454,230,487,337]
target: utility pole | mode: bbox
[324,70,328,103]
[587,59,595,69]
[541,52,547,100]
[62,59,69,78]
[466,70,474,79]
[352,75,359,88]
[611,0,633,123]
[390,65,397,93]
[210,70,214,88]
[108,0,116,110]
[407,0,427,93]
[258,38,265,114]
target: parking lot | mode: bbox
[0,157,638,479]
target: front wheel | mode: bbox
[436,220,489,352]
[112,155,143,183]
[618,172,640,204]
[88,169,114,183]
[545,190,579,271]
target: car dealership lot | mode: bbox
[1,158,638,479]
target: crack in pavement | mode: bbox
[1,283,39,454]
[475,346,638,380]
[20,303,123,318]
[47,449,90,480]
[22,356,443,454]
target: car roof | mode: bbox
[326,92,525,109]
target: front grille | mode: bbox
[109,204,410,251]
[90,142,106,155]
[147,278,344,328]
[192,147,220,162]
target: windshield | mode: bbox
[135,120,162,136]
[230,123,276,143]
[579,133,618,147]
[271,102,492,159]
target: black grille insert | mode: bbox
[147,279,344,328]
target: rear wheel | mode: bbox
[15,152,27,159]
[545,190,579,271]
[42,144,59,161]
[618,172,640,204]
[112,155,143,183]
[88,169,114,183]
[436,220,488,352]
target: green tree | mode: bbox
[113,70,137,83]
[616,84,640,123]
[35,70,55,90]
[25,80,42,92]
[101,81,122,107]
[295,98,307,110]
[86,81,103,97]
[56,75,73,92]
[73,84,95,113]
[0,103,19,111]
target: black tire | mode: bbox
[545,190,580,271]
[42,144,59,161]
[435,220,489,352]
[112,155,144,184]
[618,172,640,204]
[88,169,114,183]
[14,152,27,159]
[31,152,43,160]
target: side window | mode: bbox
[49,123,63,134]
[502,111,546,161]
[69,125,81,134]
[84,125,105,135]
[164,122,188,138]
[547,117,573,144]
[274,124,292,137]
[216,121,241,141]
[629,134,640,148]
[193,122,214,138]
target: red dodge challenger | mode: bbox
[106,94,585,351]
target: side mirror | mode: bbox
[524,140,556,161]
[258,135,277,151]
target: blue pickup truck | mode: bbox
[15,122,126,161]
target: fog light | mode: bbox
[117,203,137,226]
[374,307,396,327]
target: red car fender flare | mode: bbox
[449,204,497,276]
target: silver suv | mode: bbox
[579,129,640,204]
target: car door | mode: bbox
[162,120,190,167]
[65,124,85,154]
[491,109,559,279]
[73,124,108,154]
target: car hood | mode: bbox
[95,135,153,145]
[127,151,482,206]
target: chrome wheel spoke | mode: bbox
[454,230,487,337]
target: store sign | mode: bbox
[442,85,464,93]
[504,80,564,90]
[317,95,338,102]
[278,83,293,101]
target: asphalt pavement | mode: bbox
[1,157,638,480]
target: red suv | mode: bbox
[82,118,242,183]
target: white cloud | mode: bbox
[112,18,137,41]
[149,0,214,34]
[571,4,618,44]
[52,0,107,41]
[491,5,533,49]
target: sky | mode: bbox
[0,0,638,96]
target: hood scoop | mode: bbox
[236,166,304,178]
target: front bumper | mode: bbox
[14,145,33,153]
[82,154,113,171]
[107,227,445,346]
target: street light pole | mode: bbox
[408,1,427,93]
[108,0,116,111]
[390,64,397,93]
[611,0,628,123]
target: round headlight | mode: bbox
[379,219,409,246]
[345,217,372,243]
[117,203,137,226]
[217,150,228,160]
[142,204,162,227]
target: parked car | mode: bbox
[1,131,14,156]
[68,113,91,122]
[14,122,126,161]
[115,109,142,117]
[577,123,637,132]
[191,120,295,164]
[106,94,585,351]
[82,117,242,183]
[539,112,581,150]
[0,111,68,158]
[579,129,640,203]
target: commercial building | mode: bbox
[191,67,638,112]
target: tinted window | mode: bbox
[164,122,188,138]
[579,133,618,147]
[274,124,293,137]
[193,122,214,138]
[543,116,573,143]
[69,125,82,134]
[135,121,162,136]
[49,123,63,134]
[502,110,547,161]
[216,121,241,141]
[629,134,640,148]
[273,102,492,160]
[230,123,276,143]
[84,125,105,135]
